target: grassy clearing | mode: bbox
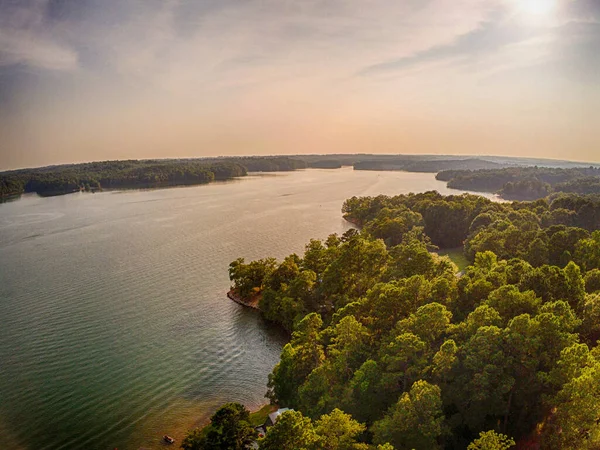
[437,247,470,273]
[249,404,278,427]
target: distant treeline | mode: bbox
[4,155,599,199]
[354,158,506,173]
[437,166,600,200]
[199,156,308,172]
[0,157,307,198]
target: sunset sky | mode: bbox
[0,0,598,169]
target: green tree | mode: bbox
[584,269,600,293]
[450,326,514,432]
[467,430,515,450]
[342,359,388,423]
[229,257,277,298]
[267,313,324,406]
[431,339,458,382]
[313,408,366,450]
[181,403,256,450]
[259,410,318,450]
[380,333,428,393]
[321,235,389,306]
[580,293,600,345]
[396,302,452,344]
[575,231,600,271]
[542,362,600,449]
[484,286,541,325]
[372,380,445,450]
[526,237,549,267]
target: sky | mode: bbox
[0,0,599,170]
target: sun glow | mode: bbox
[519,0,558,16]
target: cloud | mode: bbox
[1,0,598,169]
[0,0,78,70]
[359,9,538,76]
[358,0,600,77]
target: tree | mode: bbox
[321,234,389,306]
[431,339,458,382]
[526,237,549,267]
[575,231,600,271]
[343,360,388,424]
[467,431,515,450]
[181,403,256,450]
[259,410,318,450]
[380,333,428,393]
[542,362,600,450]
[313,408,366,450]
[584,269,600,293]
[580,293,600,345]
[450,326,514,432]
[267,313,324,406]
[180,428,206,450]
[484,286,541,325]
[229,257,277,298]
[387,238,436,279]
[397,302,452,344]
[327,315,371,373]
[372,380,445,450]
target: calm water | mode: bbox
[0,168,497,449]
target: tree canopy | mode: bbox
[215,191,600,449]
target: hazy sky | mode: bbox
[0,0,599,169]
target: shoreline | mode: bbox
[227,289,261,310]
[343,216,362,227]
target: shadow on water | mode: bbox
[0,194,22,204]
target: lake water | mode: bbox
[0,168,498,449]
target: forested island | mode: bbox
[186,191,600,449]
[437,167,600,200]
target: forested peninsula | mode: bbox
[437,167,600,200]
[0,157,305,198]
[193,191,600,450]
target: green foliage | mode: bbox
[313,408,366,450]
[226,191,600,449]
[541,358,600,449]
[267,314,324,407]
[258,410,317,450]
[372,380,445,450]
[1,159,252,197]
[584,269,600,293]
[181,403,256,450]
[438,166,600,200]
[229,257,277,299]
[467,430,515,450]
[579,293,600,344]
[575,231,600,271]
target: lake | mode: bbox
[0,168,498,449]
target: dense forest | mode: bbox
[437,167,600,200]
[0,157,308,197]
[354,158,505,173]
[208,191,600,449]
[4,155,598,199]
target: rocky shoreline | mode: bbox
[227,289,260,310]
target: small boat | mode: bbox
[163,435,175,444]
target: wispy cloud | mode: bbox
[358,0,600,77]
[0,0,598,168]
[0,0,78,70]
